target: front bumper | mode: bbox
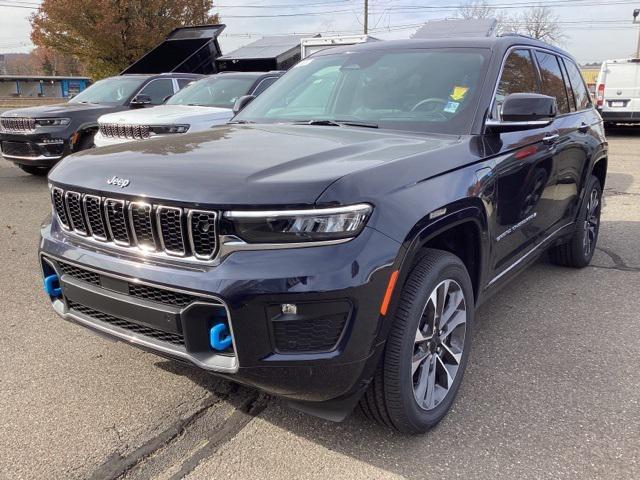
[40,217,401,403]
[0,130,71,165]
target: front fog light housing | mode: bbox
[224,203,373,243]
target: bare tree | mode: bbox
[457,0,496,20]
[456,1,515,35]
[509,6,566,44]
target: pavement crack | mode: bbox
[88,394,225,480]
[165,392,269,480]
[592,247,640,273]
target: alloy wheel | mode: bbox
[583,187,601,257]
[412,279,467,411]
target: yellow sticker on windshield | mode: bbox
[450,86,469,101]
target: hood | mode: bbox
[1,102,117,118]
[49,124,458,206]
[98,105,234,125]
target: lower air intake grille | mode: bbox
[272,314,348,353]
[58,262,101,286]
[128,283,196,308]
[68,301,185,346]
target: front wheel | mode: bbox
[360,249,474,433]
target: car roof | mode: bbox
[120,73,203,79]
[312,35,575,62]
[214,71,285,79]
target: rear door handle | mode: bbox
[543,134,559,145]
[578,122,590,133]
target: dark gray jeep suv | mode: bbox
[40,35,607,433]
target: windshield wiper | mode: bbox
[230,119,256,124]
[294,119,378,129]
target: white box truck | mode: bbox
[596,58,640,125]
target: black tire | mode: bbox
[548,175,602,268]
[360,249,474,433]
[76,131,96,151]
[17,164,50,176]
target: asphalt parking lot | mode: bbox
[1,129,639,480]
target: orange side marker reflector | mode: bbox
[380,270,399,316]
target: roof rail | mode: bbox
[499,32,538,41]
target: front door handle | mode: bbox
[543,134,560,145]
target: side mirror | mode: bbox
[486,93,557,132]
[233,95,255,114]
[130,94,152,108]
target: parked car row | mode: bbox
[37,33,608,433]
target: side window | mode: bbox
[534,51,571,115]
[251,77,279,96]
[137,79,175,105]
[177,78,194,90]
[495,49,539,117]
[563,59,592,111]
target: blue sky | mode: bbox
[1,0,639,64]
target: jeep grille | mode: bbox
[50,187,219,262]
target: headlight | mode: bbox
[223,204,372,243]
[149,124,190,135]
[35,118,70,127]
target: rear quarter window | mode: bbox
[535,51,571,115]
[563,59,592,110]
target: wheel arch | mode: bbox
[592,156,607,190]
[374,199,489,344]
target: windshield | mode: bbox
[69,76,147,105]
[234,48,489,135]
[167,76,256,108]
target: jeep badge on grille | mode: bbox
[107,176,130,188]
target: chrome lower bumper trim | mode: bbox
[53,298,239,372]
[1,152,63,161]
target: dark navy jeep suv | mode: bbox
[40,35,607,433]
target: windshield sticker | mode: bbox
[444,101,460,113]
[450,86,469,101]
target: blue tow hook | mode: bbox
[210,323,232,351]
[44,274,62,297]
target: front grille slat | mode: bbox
[1,116,35,132]
[51,187,70,230]
[50,188,218,263]
[129,202,157,251]
[83,195,108,241]
[157,207,186,256]
[188,210,218,260]
[65,191,88,235]
[104,199,130,246]
[99,123,151,140]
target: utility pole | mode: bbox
[364,0,368,34]
[634,9,640,58]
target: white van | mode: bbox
[595,58,640,125]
